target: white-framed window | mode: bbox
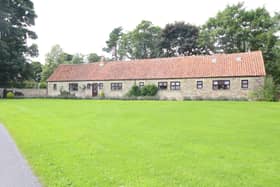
[111,83,122,90]
[158,82,168,90]
[139,82,144,88]
[69,83,78,91]
[170,81,180,90]
[87,83,91,89]
[197,81,203,89]
[213,80,230,90]
[241,80,248,89]
[99,83,103,89]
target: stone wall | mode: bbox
[47,76,264,100]
[0,88,47,98]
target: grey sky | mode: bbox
[31,0,279,63]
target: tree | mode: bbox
[200,3,278,53]
[0,0,38,85]
[21,61,42,82]
[159,22,201,57]
[88,53,101,63]
[199,3,280,83]
[119,20,162,59]
[103,27,123,60]
[30,61,42,82]
[42,45,66,81]
[71,54,84,64]
[64,53,73,62]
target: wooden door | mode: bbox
[92,83,98,97]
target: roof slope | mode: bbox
[47,51,266,82]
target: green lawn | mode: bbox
[0,100,280,187]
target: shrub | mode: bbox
[250,76,279,101]
[140,84,158,96]
[127,84,158,97]
[127,85,141,96]
[60,90,72,97]
[6,92,15,99]
[39,82,47,88]
[99,91,105,98]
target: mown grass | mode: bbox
[0,99,279,187]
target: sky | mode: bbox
[31,0,280,63]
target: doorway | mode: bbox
[92,83,98,97]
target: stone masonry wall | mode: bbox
[47,76,264,100]
[0,88,47,97]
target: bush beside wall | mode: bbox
[6,92,15,99]
[127,84,158,97]
[250,76,279,101]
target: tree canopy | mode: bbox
[88,53,101,63]
[199,3,279,53]
[199,3,280,83]
[0,0,38,84]
[71,54,84,64]
[42,45,66,81]
[119,20,162,59]
[160,22,201,57]
[103,27,123,60]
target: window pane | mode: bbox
[212,80,230,90]
[69,83,78,91]
[111,83,122,90]
[158,82,168,90]
[139,82,144,88]
[170,81,180,90]
[241,80,248,88]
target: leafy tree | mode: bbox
[199,3,280,83]
[71,54,84,64]
[119,20,162,59]
[0,0,38,84]
[30,61,42,82]
[88,53,101,62]
[64,53,73,62]
[42,45,66,81]
[199,3,278,53]
[103,27,123,60]
[42,45,85,80]
[21,61,42,82]
[160,22,201,57]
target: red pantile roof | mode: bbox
[47,51,266,82]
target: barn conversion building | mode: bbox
[47,51,266,100]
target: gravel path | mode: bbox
[0,124,41,187]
